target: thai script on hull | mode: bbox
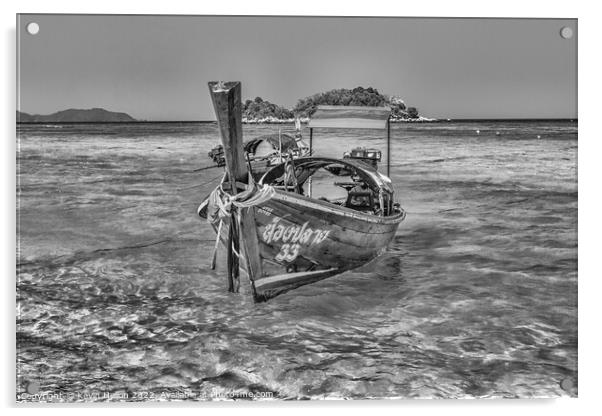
[262,218,331,246]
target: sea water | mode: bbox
[16,120,577,400]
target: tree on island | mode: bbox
[293,87,387,117]
[292,87,419,119]
[406,107,419,119]
[243,97,294,121]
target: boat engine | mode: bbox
[343,147,382,169]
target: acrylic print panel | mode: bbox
[16,14,577,402]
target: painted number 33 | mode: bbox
[275,243,301,262]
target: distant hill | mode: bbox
[17,111,35,123]
[17,108,136,123]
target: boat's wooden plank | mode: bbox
[227,221,240,293]
[238,208,264,297]
[208,81,247,183]
[253,268,342,302]
[254,268,338,290]
[207,81,248,293]
[267,196,403,233]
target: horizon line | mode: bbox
[16,117,578,124]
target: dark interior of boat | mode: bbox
[259,157,397,217]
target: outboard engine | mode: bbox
[343,147,382,169]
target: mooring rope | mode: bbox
[210,184,275,219]
[205,182,274,275]
[209,219,223,270]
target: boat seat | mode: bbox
[345,189,375,212]
[272,185,303,194]
[334,181,358,190]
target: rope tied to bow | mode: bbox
[206,183,275,290]
[209,183,275,220]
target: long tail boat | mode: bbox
[198,81,406,302]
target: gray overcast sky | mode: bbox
[17,15,576,120]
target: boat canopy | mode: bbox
[307,105,393,176]
[308,105,391,130]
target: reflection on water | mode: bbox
[16,121,577,401]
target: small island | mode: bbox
[17,108,137,123]
[243,87,433,123]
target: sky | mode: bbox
[17,15,577,120]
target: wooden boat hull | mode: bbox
[241,189,405,301]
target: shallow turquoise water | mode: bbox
[16,121,577,401]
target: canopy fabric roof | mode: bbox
[308,105,391,129]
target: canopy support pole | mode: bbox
[386,118,391,177]
[308,127,313,197]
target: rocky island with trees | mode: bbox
[242,86,432,123]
